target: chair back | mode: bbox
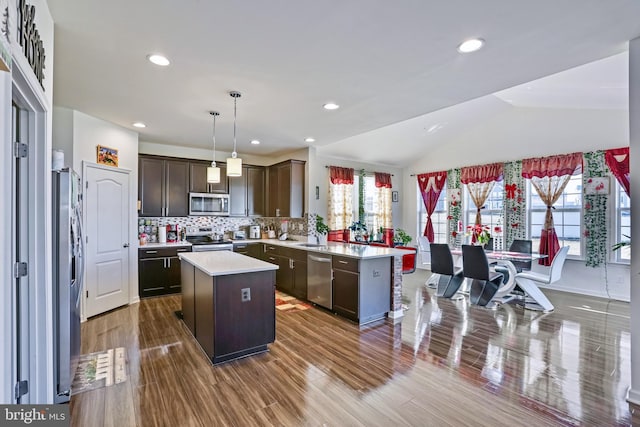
[509,239,532,271]
[461,244,490,280]
[548,246,570,283]
[484,237,494,251]
[396,246,417,274]
[429,243,455,275]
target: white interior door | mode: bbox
[84,164,130,318]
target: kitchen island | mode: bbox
[179,251,278,364]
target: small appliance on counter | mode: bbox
[249,225,260,239]
[166,224,178,243]
[233,229,246,240]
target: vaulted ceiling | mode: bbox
[48,0,640,166]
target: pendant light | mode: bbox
[226,91,243,177]
[207,111,221,183]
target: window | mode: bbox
[528,174,582,257]
[614,181,630,263]
[353,175,392,233]
[464,181,504,248]
[417,181,448,243]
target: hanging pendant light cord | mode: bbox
[232,95,237,158]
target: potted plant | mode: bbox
[393,228,412,246]
[316,215,330,245]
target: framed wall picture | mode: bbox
[392,191,399,202]
[97,145,118,167]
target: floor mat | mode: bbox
[70,347,127,395]
[275,291,312,312]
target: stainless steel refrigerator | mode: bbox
[52,168,84,403]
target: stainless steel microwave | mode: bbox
[189,193,230,216]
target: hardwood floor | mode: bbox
[71,270,639,426]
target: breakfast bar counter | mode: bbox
[179,251,279,364]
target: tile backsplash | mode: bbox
[138,215,315,243]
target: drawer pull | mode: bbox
[338,260,348,264]
[176,248,188,252]
[145,250,158,254]
[268,257,276,261]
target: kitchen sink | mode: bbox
[297,243,328,248]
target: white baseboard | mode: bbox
[387,309,404,320]
[130,296,140,305]
[628,387,640,406]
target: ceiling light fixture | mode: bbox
[226,91,243,177]
[457,38,484,53]
[132,122,146,128]
[323,102,340,110]
[250,139,260,145]
[147,54,170,66]
[304,137,315,143]
[207,111,221,184]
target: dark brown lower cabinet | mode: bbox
[138,246,191,297]
[332,256,391,324]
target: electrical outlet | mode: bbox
[372,270,380,277]
[241,288,251,302]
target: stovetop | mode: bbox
[185,236,232,245]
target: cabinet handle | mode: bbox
[290,259,295,269]
[168,258,171,268]
[176,248,187,252]
[268,257,276,261]
[145,250,158,254]
[338,260,348,264]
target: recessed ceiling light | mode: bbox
[147,54,170,66]
[304,137,315,143]
[250,139,260,145]
[457,38,484,53]
[323,103,340,110]
[132,122,146,128]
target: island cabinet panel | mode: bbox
[332,256,391,324]
[181,263,196,335]
[191,268,276,364]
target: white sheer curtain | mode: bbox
[327,166,355,231]
[328,183,354,230]
[374,186,392,229]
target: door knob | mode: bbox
[123,243,130,248]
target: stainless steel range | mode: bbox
[186,227,234,252]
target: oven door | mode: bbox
[189,193,229,216]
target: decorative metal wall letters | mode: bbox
[17,0,45,89]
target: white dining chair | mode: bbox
[513,246,570,312]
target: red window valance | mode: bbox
[605,147,629,196]
[329,166,354,185]
[461,163,503,184]
[522,152,582,178]
[374,172,392,188]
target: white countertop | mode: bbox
[237,239,408,259]
[179,251,279,276]
[139,241,192,249]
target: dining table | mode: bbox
[449,247,548,306]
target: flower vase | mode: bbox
[318,234,328,246]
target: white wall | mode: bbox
[403,105,631,301]
[53,108,140,307]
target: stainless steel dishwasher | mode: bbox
[307,253,333,309]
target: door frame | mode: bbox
[3,50,51,403]
[82,161,134,321]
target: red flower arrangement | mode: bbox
[466,224,491,245]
